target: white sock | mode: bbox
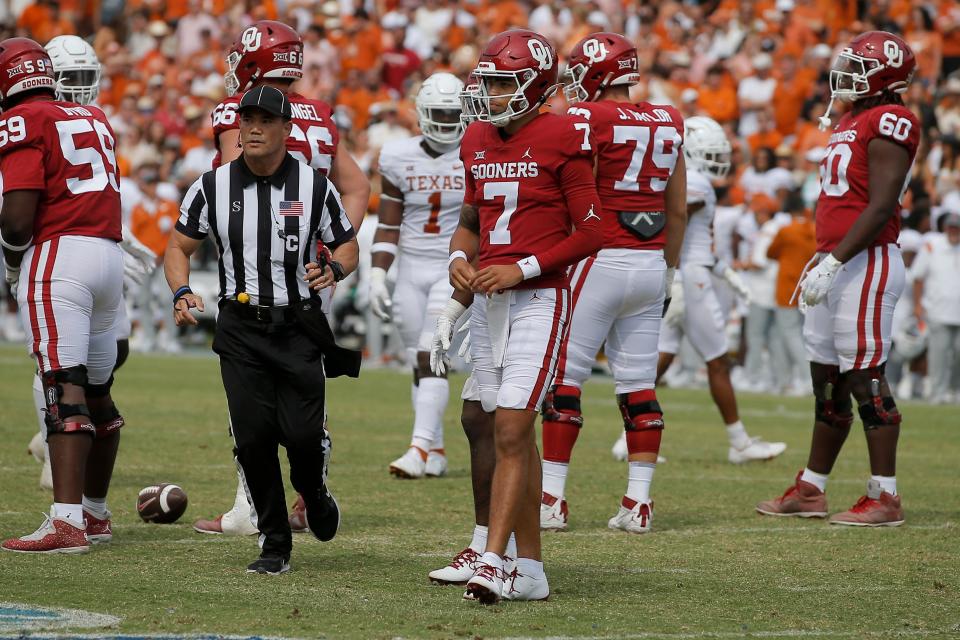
[53,502,83,523]
[800,468,829,493]
[726,420,750,449]
[541,461,568,498]
[871,475,897,496]
[412,377,448,452]
[506,533,517,559]
[410,381,418,410]
[626,462,656,504]
[469,525,488,553]
[516,557,545,578]
[33,374,50,460]
[479,551,504,571]
[81,495,108,518]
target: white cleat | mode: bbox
[539,492,568,531]
[465,562,504,605]
[611,432,627,461]
[424,450,448,477]
[389,447,426,478]
[220,505,259,536]
[607,498,654,534]
[728,437,787,464]
[429,547,479,585]
[28,432,46,463]
[502,567,550,601]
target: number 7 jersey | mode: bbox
[0,99,121,244]
[815,104,919,253]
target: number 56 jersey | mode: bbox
[0,100,121,244]
[816,104,919,253]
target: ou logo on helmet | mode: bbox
[527,38,553,71]
[883,40,903,68]
[582,39,609,64]
[241,27,262,53]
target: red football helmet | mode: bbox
[0,37,56,105]
[471,30,558,127]
[224,21,303,96]
[830,31,915,100]
[563,32,639,104]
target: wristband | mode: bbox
[371,242,397,255]
[376,222,401,230]
[173,286,193,306]
[516,255,541,280]
[448,250,468,269]
[0,229,32,252]
[441,297,469,322]
[329,260,346,282]
[379,194,402,203]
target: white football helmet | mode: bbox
[683,116,732,179]
[45,35,101,105]
[416,72,465,147]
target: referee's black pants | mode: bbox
[213,303,330,558]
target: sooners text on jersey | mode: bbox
[0,99,121,244]
[378,136,464,260]
[461,112,594,289]
[567,101,683,250]
[212,91,339,173]
[816,104,920,252]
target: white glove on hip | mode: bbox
[800,253,842,308]
[368,266,392,321]
[119,225,157,285]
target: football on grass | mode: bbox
[137,483,188,523]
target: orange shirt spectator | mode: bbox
[697,68,739,124]
[329,15,383,78]
[18,3,72,44]
[479,0,528,35]
[767,211,817,307]
[130,199,180,258]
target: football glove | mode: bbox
[368,267,392,321]
[4,259,20,300]
[119,225,157,285]
[430,298,468,375]
[800,253,842,308]
[712,261,752,303]
[662,266,676,318]
[664,278,685,329]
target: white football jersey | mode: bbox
[378,136,464,260]
[682,168,717,266]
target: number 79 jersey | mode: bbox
[211,91,339,173]
[378,136,464,260]
[815,104,919,253]
[0,100,121,244]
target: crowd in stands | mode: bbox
[1,0,959,402]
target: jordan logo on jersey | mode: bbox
[583,205,600,221]
[522,148,533,159]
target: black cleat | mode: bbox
[305,486,340,542]
[246,554,290,575]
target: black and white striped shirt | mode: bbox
[176,153,354,307]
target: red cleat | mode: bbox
[756,471,828,518]
[84,510,112,544]
[289,494,308,533]
[2,510,89,554]
[829,480,904,527]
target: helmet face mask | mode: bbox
[683,116,732,180]
[563,32,639,104]
[562,62,589,104]
[829,51,881,101]
[473,68,532,127]
[416,72,465,146]
[45,35,101,105]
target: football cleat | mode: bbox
[389,446,426,479]
[829,480,904,527]
[289,495,308,533]
[607,497,654,534]
[429,547,479,585]
[83,510,112,544]
[2,509,89,554]
[756,471,828,518]
[539,492,568,531]
[465,562,505,605]
[246,554,290,575]
[425,449,448,477]
[502,566,550,601]
[728,437,787,464]
[193,505,258,536]
[305,486,340,542]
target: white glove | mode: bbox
[430,298,468,375]
[119,225,157,285]
[456,322,472,363]
[664,266,676,297]
[664,278,685,328]
[368,266,392,321]
[4,259,20,300]
[800,253,842,307]
[719,265,752,304]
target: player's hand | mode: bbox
[368,266,392,321]
[173,293,205,326]
[472,264,523,295]
[430,298,469,375]
[120,226,157,286]
[664,279,685,328]
[449,256,476,292]
[456,321,472,364]
[720,265,752,304]
[305,262,335,291]
[4,260,20,300]
[800,253,842,307]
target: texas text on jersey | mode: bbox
[0,99,121,244]
[566,100,684,250]
[378,136,464,260]
[211,91,339,173]
[816,103,920,252]
[461,112,601,289]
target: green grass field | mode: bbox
[0,344,957,639]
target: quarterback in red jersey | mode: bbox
[538,32,687,536]
[0,37,125,553]
[757,31,920,526]
[194,20,369,537]
[436,30,604,604]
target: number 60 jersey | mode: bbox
[0,100,121,243]
[816,103,919,253]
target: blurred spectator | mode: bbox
[175,0,220,60]
[738,53,777,137]
[381,13,421,98]
[739,146,796,201]
[697,66,739,124]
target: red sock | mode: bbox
[543,420,580,463]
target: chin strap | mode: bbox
[818,96,836,131]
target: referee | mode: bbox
[164,85,360,575]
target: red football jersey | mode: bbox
[211,91,339,173]
[815,104,920,253]
[567,101,684,250]
[461,112,603,289]
[0,98,121,244]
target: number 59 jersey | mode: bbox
[0,100,121,244]
[212,91,339,173]
[816,104,919,253]
[378,136,464,260]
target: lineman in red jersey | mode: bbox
[757,31,920,526]
[0,38,125,553]
[438,30,604,604]
[194,20,370,537]
[537,32,687,536]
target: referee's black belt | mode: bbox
[222,299,306,324]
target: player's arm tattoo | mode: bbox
[459,203,480,234]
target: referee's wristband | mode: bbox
[328,260,346,282]
[173,286,193,306]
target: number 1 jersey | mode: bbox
[0,99,121,244]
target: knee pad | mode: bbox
[618,390,663,455]
[851,369,901,430]
[41,366,94,437]
[85,375,114,399]
[115,339,130,371]
[91,403,125,438]
[814,370,853,429]
[541,385,582,427]
[479,389,498,414]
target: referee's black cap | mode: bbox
[238,86,292,120]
